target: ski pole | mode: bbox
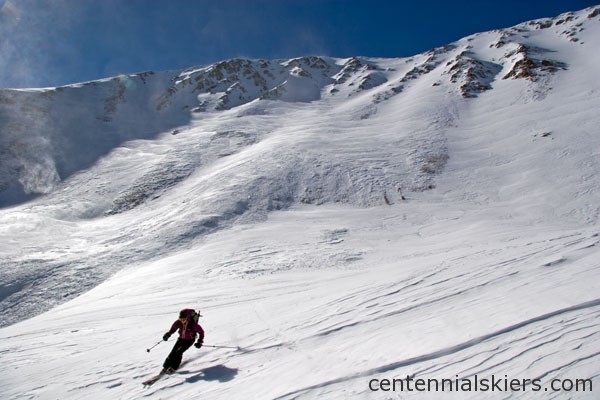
[202,344,241,350]
[146,340,163,353]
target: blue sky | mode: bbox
[0,0,597,88]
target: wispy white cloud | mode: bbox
[0,0,86,88]
[0,0,334,88]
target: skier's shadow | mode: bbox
[181,364,238,383]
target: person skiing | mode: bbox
[161,308,204,373]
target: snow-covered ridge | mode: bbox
[1,5,598,208]
[0,5,599,326]
[0,6,600,400]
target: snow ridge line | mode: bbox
[274,298,600,399]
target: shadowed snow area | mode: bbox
[1,6,600,400]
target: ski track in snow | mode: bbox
[1,6,600,400]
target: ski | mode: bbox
[142,367,179,386]
[142,371,167,386]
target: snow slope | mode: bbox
[1,6,600,399]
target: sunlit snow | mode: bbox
[1,6,599,400]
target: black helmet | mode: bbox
[179,308,202,321]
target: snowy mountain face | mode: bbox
[1,6,600,400]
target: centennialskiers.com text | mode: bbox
[368,374,593,394]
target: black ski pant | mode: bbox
[163,338,194,370]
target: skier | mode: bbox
[161,308,204,373]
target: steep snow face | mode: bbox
[0,57,342,207]
[0,71,183,204]
[1,6,597,208]
[1,6,600,400]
